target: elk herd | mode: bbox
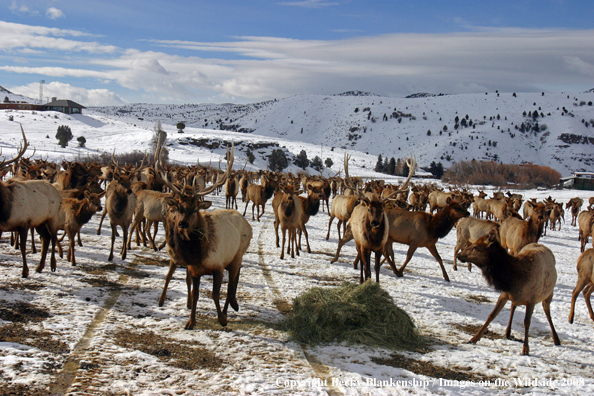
[1,126,594,356]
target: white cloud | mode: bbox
[10,81,127,106]
[46,7,65,20]
[2,21,594,103]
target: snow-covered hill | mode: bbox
[2,86,594,176]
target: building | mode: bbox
[0,100,45,111]
[560,172,594,190]
[44,98,86,114]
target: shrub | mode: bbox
[311,156,324,172]
[77,136,86,147]
[268,148,288,172]
[56,125,73,148]
[294,150,309,170]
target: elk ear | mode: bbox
[446,196,452,204]
[486,229,500,246]
[164,197,177,207]
[113,173,121,181]
[83,190,91,199]
[198,201,212,210]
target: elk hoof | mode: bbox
[184,320,195,330]
[231,300,239,312]
[218,314,228,327]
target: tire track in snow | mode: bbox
[48,261,138,395]
[256,218,344,396]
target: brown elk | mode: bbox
[272,187,303,259]
[0,126,62,278]
[56,191,104,266]
[156,138,253,328]
[243,173,276,221]
[472,191,489,218]
[548,202,564,231]
[126,189,171,251]
[578,209,594,252]
[499,203,547,255]
[104,172,137,261]
[340,153,415,283]
[568,248,594,324]
[458,232,560,355]
[567,197,583,226]
[382,200,469,282]
[225,172,240,209]
[297,186,321,253]
[453,216,499,271]
[485,197,513,222]
[326,188,359,241]
[428,190,457,214]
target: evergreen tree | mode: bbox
[294,149,309,169]
[56,125,73,148]
[311,155,324,172]
[374,154,384,172]
[247,148,255,164]
[268,149,288,172]
[388,157,396,175]
[324,157,333,168]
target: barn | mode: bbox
[560,172,594,190]
[44,98,86,114]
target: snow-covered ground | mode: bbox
[1,182,593,395]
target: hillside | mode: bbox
[88,90,594,175]
[2,87,594,176]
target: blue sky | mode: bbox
[1,0,593,105]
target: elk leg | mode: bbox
[30,228,37,254]
[97,208,108,235]
[159,260,178,307]
[293,228,300,257]
[569,276,589,323]
[397,244,418,274]
[257,204,265,221]
[34,224,51,273]
[383,243,403,277]
[330,225,353,264]
[374,250,382,283]
[300,224,311,253]
[185,267,192,309]
[542,295,561,346]
[356,246,365,284]
[108,223,116,262]
[121,224,129,261]
[325,215,335,240]
[68,229,76,266]
[274,216,280,248]
[77,230,83,247]
[521,303,535,355]
[505,303,517,339]
[584,283,594,321]
[469,294,508,344]
[427,244,450,282]
[280,227,287,260]
[336,219,343,241]
[18,227,29,278]
[212,271,227,326]
[224,264,241,315]
[185,274,201,330]
[242,200,249,217]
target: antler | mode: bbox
[382,156,416,201]
[197,143,234,196]
[154,130,183,196]
[0,124,29,172]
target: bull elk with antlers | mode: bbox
[155,135,253,328]
[339,153,416,283]
[0,125,62,277]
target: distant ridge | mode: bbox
[334,91,379,97]
[0,85,12,94]
[405,92,447,98]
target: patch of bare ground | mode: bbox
[454,323,522,342]
[372,353,498,382]
[79,276,120,290]
[0,301,51,323]
[0,280,44,292]
[111,329,223,370]
[465,294,491,304]
[0,323,70,355]
[0,374,50,396]
[132,255,171,267]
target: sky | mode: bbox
[1,0,594,106]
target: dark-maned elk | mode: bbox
[105,172,137,261]
[272,186,303,259]
[225,172,239,209]
[297,186,321,253]
[453,216,499,271]
[342,153,415,283]
[56,191,103,266]
[243,173,276,221]
[0,126,62,278]
[568,248,594,324]
[499,203,547,255]
[156,139,253,329]
[458,231,560,355]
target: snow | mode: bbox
[1,95,594,395]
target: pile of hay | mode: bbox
[282,281,424,351]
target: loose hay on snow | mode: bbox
[282,281,425,351]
